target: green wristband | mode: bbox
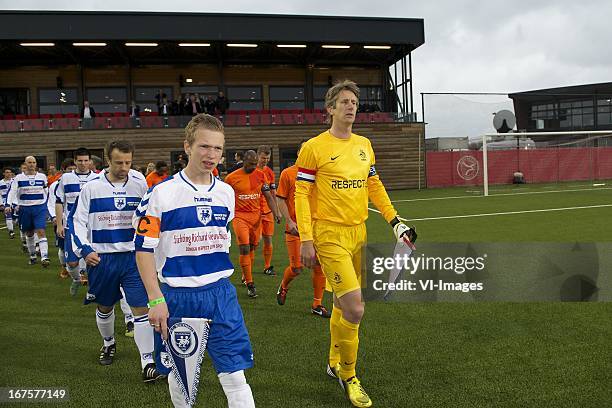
[147,297,166,308]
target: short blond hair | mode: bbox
[184,114,224,146]
[324,80,360,124]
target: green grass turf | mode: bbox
[1,182,612,407]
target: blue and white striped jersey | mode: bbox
[133,171,235,288]
[55,170,100,223]
[48,180,59,218]
[7,172,48,207]
[0,177,13,206]
[70,171,147,257]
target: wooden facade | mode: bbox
[0,122,424,190]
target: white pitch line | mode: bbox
[0,226,6,230]
[391,186,612,203]
[369,204,612,222]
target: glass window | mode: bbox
[39,88,78,104]
[228,101,263,111]
[313,86,328,100]
[134,87,173,102]
[181,86,219,94]
[270,86,304,101]
[39,105,80,114]
[270,101,305,110]
[94,103,128,114]
[86,88,127,104]
[598,113,611,125]
[0,88,30,115]
[227,87,262,100]
[270,86,305,110]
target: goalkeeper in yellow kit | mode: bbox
[295,80,417,407]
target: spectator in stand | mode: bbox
[204,95,216,115]
[227,151,244,173]
[159,96,172,117]
[182,93,191,108]
[195,93,205,107]
[217,156,227,177]
[172,159,186,175]
[47,163,62,185]
[128,100,141,118]
[145,160,169,188]
[81,100,96,119]
[215,91,229,115]
[145,162,155,176]
[155,90,166,111]
[90,155,103,173]
[184,94,202,116]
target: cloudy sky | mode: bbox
[2,0,610,137]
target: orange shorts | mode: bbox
[285,234,301,268]
[232,215,262,246]
[261,212,274,236]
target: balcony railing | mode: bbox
[0,110,406,133]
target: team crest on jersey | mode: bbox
[196,205,212,225]
[169,322,199,358]
[29,179,36,186]
[114,197,126,210]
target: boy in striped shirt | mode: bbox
[134,114,255,408]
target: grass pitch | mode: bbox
[1,181,612,407]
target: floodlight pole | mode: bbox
[482,134,489,197]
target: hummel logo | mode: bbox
[331,155,340,160]
[343,361,354,366]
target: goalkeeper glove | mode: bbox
[390,217,417,249]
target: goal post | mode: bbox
[481,130,612,196]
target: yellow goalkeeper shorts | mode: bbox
[313,220,367,298]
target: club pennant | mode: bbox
[154,317,212,406]
[384,242,414,300]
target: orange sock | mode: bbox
[263,242,273,268]
[249,250,255,265]
[239,254,253,284]
[281,266,299,289]
[312,265,326,308]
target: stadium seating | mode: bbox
[0,109,397,133]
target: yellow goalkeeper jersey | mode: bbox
[295,130,397,241]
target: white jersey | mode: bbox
[7,172,48,207]
[55,170,100,223]
[0,177,13,206]
[48,180,59,218]
[70,171,147,257]
[133,171,235,288]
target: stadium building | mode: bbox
[509,82,612,136]
[0,11,426,189]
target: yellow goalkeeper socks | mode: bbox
[337,316,360,381]
[329,306,342,367]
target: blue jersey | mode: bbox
[7,172,48,207]
[133,171,235,288]
[55,170,99,224]
[70,171,147,257]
